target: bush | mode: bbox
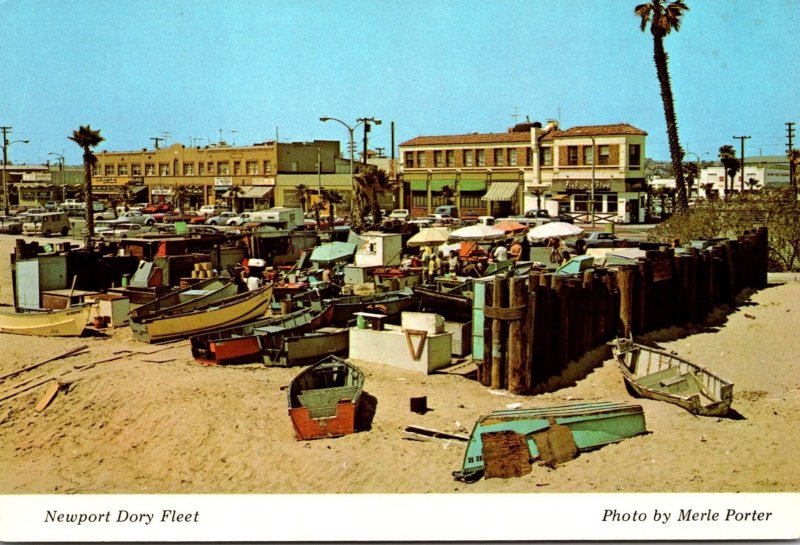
[647,189,800,271]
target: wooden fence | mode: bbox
[476,227,769,394]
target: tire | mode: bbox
[146,219,154,226]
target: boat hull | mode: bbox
[453,401,646,482]
[129,277,237,323]
[327,290,418,326]
[287,356,364,440]
[611,337,733,417]
[413,283,472,322]
[268,327,349,367]
[0,305,92,337]
[130,285,273,343]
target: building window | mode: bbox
[476,149,486,167]
[246,160,259,175]
[104,165,114,175]
[607,195,618,213]
[411,193,427,207]
[460,194,483,208]
[183,162,195,175]
[542,147,553,166]
[233,161,241,175]
[567,146,579,166]
[131,163,142,176]
[598,145,611,165]
[207,162,215,174]
[494,149,504,166]
[629,144,641,169]
[159,162,170,176]
[145,163,155,176]
[583,146,594,166]
[264,160,272,174]
[404,151,415,168]
[434,150,444,167]
[526,148,534,166]
[118,163,128,176]
[464,150,473,167]
[509,148,517,166]
[198,162,205,175]
[446,150,455,167]
[417,152,427,168]
[92,165,100,176]
[218,162,230,175]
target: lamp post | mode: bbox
[356,117,381,165]
[589,135,596,228]
[49,152,66,202]
[2,137,30,215]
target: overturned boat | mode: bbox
[611,337,733,417]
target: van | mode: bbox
[22,212,71,237]
[433,205,458,218]
[199,204,229,217]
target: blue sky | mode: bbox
[2,0,798,166]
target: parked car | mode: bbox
[0,215,23,234]
[198,204,230,217]
[94,208,118,220]
[226,212,256,226]
[206,211,239,225]
[433,205,459,218]
[566,232,637,249]
[98,222,153,240]
[163,210,204,223]
[44,201,58,211]
[141,203,172,215]
[388,209,410,220]
[116,210,156,225]
[8,205,29,216]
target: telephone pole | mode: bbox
[787,122,796,190]
[733,135,751,192]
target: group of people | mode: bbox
[547,236,576,266]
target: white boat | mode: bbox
[0,305,93,337]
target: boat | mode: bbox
[129,276,237,323]
[287,356,364,440]
[189,304,335,365]
[453,401,647,482]
[130,284,273,343]
[325,289,418,326]
[611,337,734,417]
[0,304,93,337]
[267,326,349,367]
[412,279,473,322]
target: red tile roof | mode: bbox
[540,123,647,140]
[400,132,532,147]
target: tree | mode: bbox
[682,160,698,200]
[788,148,800,193]
[228,185,244,213]
[320,188,344,230]
[354,166,395,225]
[295,183,309,213]
[635,0,690,213]
[68,125,104,249]
[719,144,738,196]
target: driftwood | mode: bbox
[0,345,88,382]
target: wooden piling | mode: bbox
[490,276,506,390]
[507,276,528,394]
[616,265,635,337]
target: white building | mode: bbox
[698,165,790,198]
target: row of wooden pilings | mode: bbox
[476,227,769,394]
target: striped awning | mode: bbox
[242,186,273,198]
[481,181,519,201]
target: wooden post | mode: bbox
[725,239,739,301]
[616,265,635,337]
[490,276,506,390]
[525,272,541,389]
[636,259,651,333]
[756,227,769,288]
[507,276,528,394]
[480,281,493,386]
[552,276,569,370]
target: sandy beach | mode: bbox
[1,234,799,495]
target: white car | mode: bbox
[199,204,229,217]
[206,211,239,225]
[226,212,255,226]
[98,222,152,240]
[117,210,156,225]
[389,209,410,220]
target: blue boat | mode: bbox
[453,401,646,482]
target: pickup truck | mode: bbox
[566,232,637,249]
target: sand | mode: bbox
[0,235,799,495]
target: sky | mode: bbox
[1,0,798,166]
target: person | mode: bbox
[448,250,460,275]
[671,238,681,249]
[548,237,562,264]
[246,272,263,291]
[508,238,523,262]
[421,246,433,283]
[574,238,587,256]
[321,265,333,284]
[560,249,572,265]
[435,251,445,277]
[492,242,508,262]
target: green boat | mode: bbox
[453,401,646,482]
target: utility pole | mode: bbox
[787,122,796,189]
[733,135,751,192]
[150,137,164,149]
[1,126,10,214]
[357,117,381,165]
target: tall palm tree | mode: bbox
[719,144,738,196]
[635,0,690,213]
[68,125,104,249]
[295,183,309,213]
[320,188,344,230]
[228,185,244,213]
[355,166,395,225]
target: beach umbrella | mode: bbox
[309,241,357,265]
[495,219,528,235]
[407,227,451,247]
[527,221,583,241]
[448,224,506,242]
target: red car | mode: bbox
[141,203,171,215]
[162,210,204,224]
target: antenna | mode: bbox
[511,106,520,123]
[150,137,164,149]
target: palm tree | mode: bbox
[682,161,698,201]
[68,125,104,249]
[719,144,738,196]
[635,0,690,213]
[355,166,395,225]
[320,188,344,230]
[788,148,800,193]
[439,184,455,205]
[295,183,309,213]
[228,185,244,213]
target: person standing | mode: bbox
[508,238,523,261]
[492,242,508,262]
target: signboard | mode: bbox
[151,187,174,196]
[251,177,275,186]
[22,173,53,182]
[214,177,232,189]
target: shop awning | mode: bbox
[242,186,273,198]
[481,182,519,201]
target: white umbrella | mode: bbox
[407,227,451,247]
[449,223,506,242]
[527,221,583,241]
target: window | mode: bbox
[464,150,473,167]
[218,162,230,175]
[541,147,553,166]
[434,150,444,167]
[145,163,155,176]
[183,162,195,175]
[198,162,205,175]
[526,148,533,166]
[118,164,128,176]
[207,162,215,174]
[583,145,594,166]
[494,149,504,166]
[131,164,142,176]
[246,160,259,175]
[446,150,455,167]
[476,149,486,167]
[598,145,611,165]
[629,144,641,169]
[404,151,415,168]
[105,165,114,175]
[158,162,170,176]
[460,194,483,208]
[417,152,427,168]
[92,165,100,176]
[233,161,241,175]
[264,160,272,174]
[606,195,618,213]
[567,146,579,166]
[411,193,427,207]
[509,148,517,166]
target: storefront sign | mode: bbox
[152,187,174,196]
[22,173,53,182]
[564,180,612,192]
[214,177,232,189]
[251,177,275,186]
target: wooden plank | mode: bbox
[403,425,469,442]
[0,345,89,382]
[34,382,61,413]
[481,430,531,479]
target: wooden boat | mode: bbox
[189,304,335,365]
[611,337,733,416]
[412,280,473,322]
[287,356,364,440]
[129,276,237,323]
[325,289,418,326]
[130,284,273,343]
[453,401,646,482]
[266,326,349,367]
[0,304,93,337]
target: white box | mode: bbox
[401,312,444,334]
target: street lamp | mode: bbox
[356,117,381,164]
[49,152,66,202]
[2,137,30,215]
